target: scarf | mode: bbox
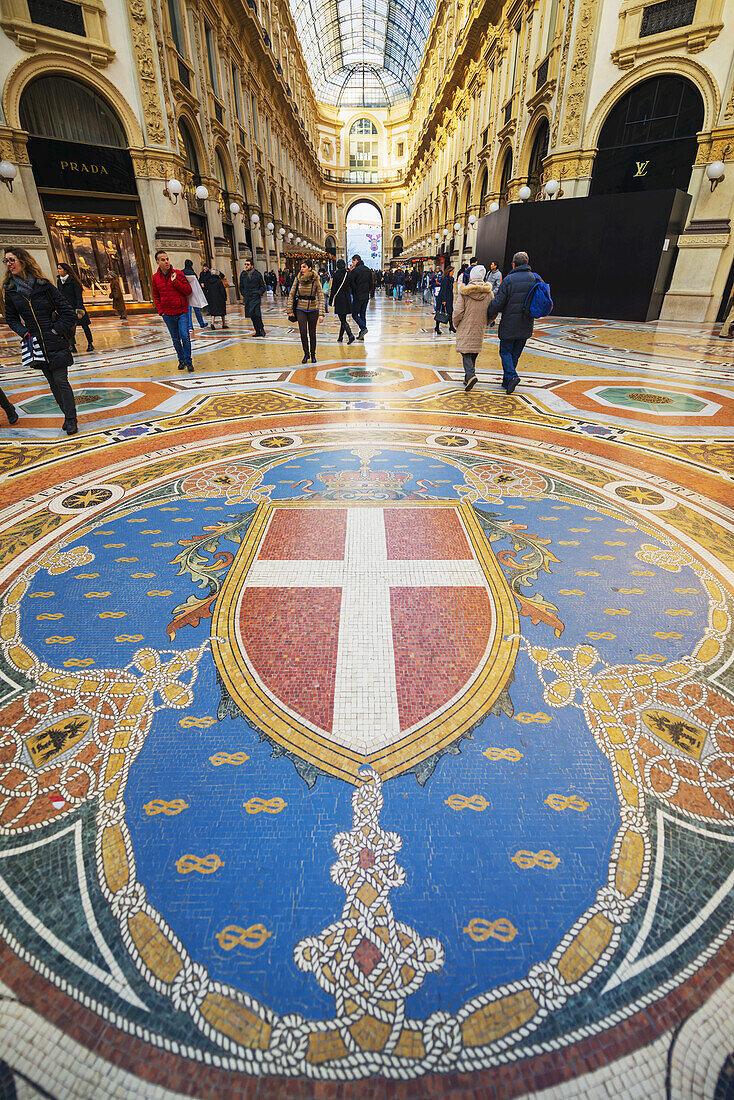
[13,274,35,297]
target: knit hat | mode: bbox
[469,264,486,282]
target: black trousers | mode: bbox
[297,309,318,356]
[336,310,353,340]
[249,304,265,335]
[72,316,93,349]
[40,363,77,421]
[0,386,15,419]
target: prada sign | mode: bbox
[27,137,137,195]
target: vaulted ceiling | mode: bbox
[288,0,436,108]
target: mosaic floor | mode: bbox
[0,294,733,1099]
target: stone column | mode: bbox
[0,128,52,275]
[661,128,734,322]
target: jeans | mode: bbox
[352,298,368,331]
[499,338,525,386]
[250,304,265,336]
[40,364,77,421]
[461,352,478,382]
[163,312,192,365]
[297,309,319,356]
[189,306,206,329]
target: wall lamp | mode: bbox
[543,178,562,199]
[518,185,532,202]
[163,177,183,204]
[0,161,17,192]
[195,184,209,201]
[229,201,241,218]
[706,157,728,192]
[488,202,499,213]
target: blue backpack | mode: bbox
[523,275,553,319]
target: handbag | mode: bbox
[435,309,449,324]
[287,313,297,323]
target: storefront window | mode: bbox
[48,215,147,305]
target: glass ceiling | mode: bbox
[289,0,436,108]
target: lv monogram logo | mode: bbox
[633,160,650,177]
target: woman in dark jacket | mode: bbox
[328,258,354,344]
[57,263,94,353]
[4,246,78,434]
[435,266,456,335]
[201,269,228,329]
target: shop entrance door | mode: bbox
[47,214,149,309]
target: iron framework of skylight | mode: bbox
[289,0,436,108]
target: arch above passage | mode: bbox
[345,196,384,221]
[4,54,145,149]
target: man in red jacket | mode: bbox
[152,250,194,372]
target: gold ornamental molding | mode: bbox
[695,127,734,166]
[542,148,596,180]
[560,0,600,146]
[0,126,30,167]
[126,0,167,147]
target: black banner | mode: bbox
[27,137,137,195]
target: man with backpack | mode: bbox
[486,251,552,393]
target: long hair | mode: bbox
[3,246,46,288]
[58,262,83,287]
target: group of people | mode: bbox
[1,241,546,435]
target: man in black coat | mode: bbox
[486,251,538,394]
[239,260,266,336]
[349,254,372,339]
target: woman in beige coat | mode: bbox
[452,264,494,392]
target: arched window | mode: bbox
[20,76,126,147]
[499,152,513,206]
[349,118,378,182]
[392,235,403,257]
[527,120,549,199]
[215,151,230,189]
[590,75,704,196]
[178,120,200,179]
[478,169,489,215]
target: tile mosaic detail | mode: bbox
[0,303,732,1098]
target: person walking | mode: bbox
[152,249,193,373]
[57,263,94,353]
[239,259,266,337]
[109,271,127,321]
[487,262,502,327]
[452,264,494,393]
[201,268,228,329]
[329,258,355,344]
[0,384,19,425]
[183,260,209,332]
[349,254,371,339]
[434,265,456,335]
[486,250,538,393]
[287,258,324,363]
[4,246,78,434]
[460,257,478,286]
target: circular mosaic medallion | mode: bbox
[0,427,732,1094]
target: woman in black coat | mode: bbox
[57,262,94,353]
[201,269,228,329]
[4,246,78,434]
[435,266,456,335]
[328,258,354,343]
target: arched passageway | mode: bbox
[346,200,382,267]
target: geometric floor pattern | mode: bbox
[0,295,732,1098]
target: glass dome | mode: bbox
[289,0,436,108]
